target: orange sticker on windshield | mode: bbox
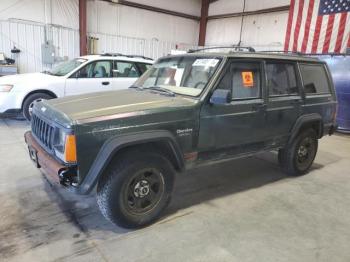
[241,71,254,87]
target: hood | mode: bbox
[0,72,59,86]
[41,89,197,124]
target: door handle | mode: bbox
[102,81,110,86]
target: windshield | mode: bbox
[134,56,222,96]
[48,58,87,76]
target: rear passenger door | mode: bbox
[299,63,334,124]
[265,61,302,144]
[112,61,141,89]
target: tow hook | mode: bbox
[59,168,77,187]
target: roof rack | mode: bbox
[188,45,256,53]
[258,50,304,55]
[100,53,153,60]
[304,52,349,56]
[258,50,350,57]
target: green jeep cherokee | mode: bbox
[25,50,337,228]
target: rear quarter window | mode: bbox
[300,64,330,95]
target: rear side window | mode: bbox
[217,61,261,100]
[137,63,152,74]
[266,62,298,96]
[113,61,140,78]
[300,64,330,94]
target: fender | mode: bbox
[75,130,184,194]
[288,113,323,144]
[21,89,58,108]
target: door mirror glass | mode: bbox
[210,89,231,104]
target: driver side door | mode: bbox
[198,59,268,155]
[64,60,113,96]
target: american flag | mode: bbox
[284,0,350,53]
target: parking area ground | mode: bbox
[1,118,350,262]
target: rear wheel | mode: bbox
[97,150,175,228]
[23,93,53,121]
[279,129,318,176]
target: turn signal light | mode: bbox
[64,135,77,163]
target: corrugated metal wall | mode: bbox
[0,0,199,73]
[206,0,289,50]
[0,19,193,73]
[1,20,45,73]
[88,32,193,59]
[0,20,80,73]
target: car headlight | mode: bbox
[0,84,14,92]
[54,129,77,163]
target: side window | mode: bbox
[300,64,330,95]
[266,62,298,96]
[137,63,152,75]
[114,61,140,78]
[76,61,112,78]
[217,61,261,100]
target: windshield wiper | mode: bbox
[129,85,143,90]
[144,86,175,97]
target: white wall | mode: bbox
[0,0,200,73]
[0,0,79,73]
[0,0,79,29]
[206,0,290,50]
[87,0,199,58]
[206,11,289,49]
[87,0,199,45]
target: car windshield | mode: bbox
[48,58,87,76]
[134,56,222,97]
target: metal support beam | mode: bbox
[114,0,200,21]
[79,0,87,56]
[208,5,290,20]
[198,0,210,46]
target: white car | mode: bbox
[0,53,153,120]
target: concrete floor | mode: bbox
[1,119,350,262]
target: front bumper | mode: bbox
[0,91,22,113]
[24,131,71,185]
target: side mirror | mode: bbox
[210,89,231,105]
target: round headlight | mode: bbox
[54,129,67,153]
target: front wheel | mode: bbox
[97,150,175,228]
[279,129,318,176]
[22,93,53,121]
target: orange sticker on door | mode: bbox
[241,71,254,87]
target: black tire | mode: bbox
[279,128,318,176]
[22,93,53,121]
[97,149,175,228]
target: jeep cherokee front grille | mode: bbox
[31,114,54,150]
